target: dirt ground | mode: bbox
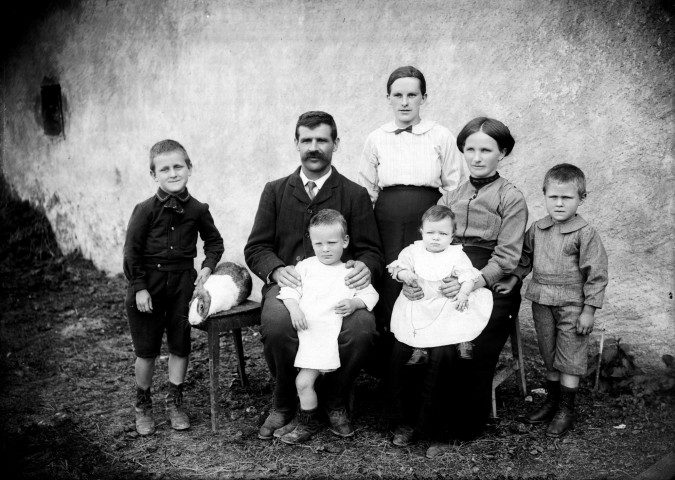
[1,192,674,480]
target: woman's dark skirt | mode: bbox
[439,245,522,441]
[368,186,442,377]
[374,185,443,330]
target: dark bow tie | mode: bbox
[156,189,190,214]
[394,125,413,135]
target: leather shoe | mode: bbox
[326,408,354,437]
[392,424,416,447]
[523,380,560,425]
[523,398,558,424]
[134,405,156,436]
[280,408,321,445]
[258,410,294,440]
[546,409,575,437]
[273,417,298,438]
[165,383,190,430]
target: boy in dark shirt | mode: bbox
[123,139,223,435]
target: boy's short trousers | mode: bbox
[126,268,197,358]
[531,302,589,376]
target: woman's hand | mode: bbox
[439,275,461,299]
[492,275,519,295]
[344,260,372,289]
[272,265,301,288]
[401,281,423,301]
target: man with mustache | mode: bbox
[245,111,384,442]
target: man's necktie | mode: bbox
[394,125,413,135]
[306,181,317,201]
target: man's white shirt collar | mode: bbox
[300,167,332,190]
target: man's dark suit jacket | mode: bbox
[244,166,384,293]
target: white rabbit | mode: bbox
[188,262,252,326]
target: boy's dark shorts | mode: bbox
[126,268,197,358]
[532,302,589,376]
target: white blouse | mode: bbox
[358,119,468,204]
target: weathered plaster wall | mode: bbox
[2,0,673,366]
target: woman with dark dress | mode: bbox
[358,66,467,370]
[403,117,528,456]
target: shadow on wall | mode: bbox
[0,173,63,263]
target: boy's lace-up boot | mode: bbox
[546,385,577,438]
[523,380,560,424]
[280,407,322,445]
[134,386,155,436]
[165,382,190,430]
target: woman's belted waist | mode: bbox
[381,185,440,194]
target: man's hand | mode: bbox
[344,260,371,290]
[439,275,461,299]
[401,281,423,301]
[194,267,212,286]
[272,265,301,288]
[136,289,153,313]
[576,306,596,335]
[492,275,519,295]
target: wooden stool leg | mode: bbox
[492,385,498,418]
[232,328,249,387]
[510,316,527,397]
[207,321,221,433]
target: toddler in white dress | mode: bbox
[277,209,379,444]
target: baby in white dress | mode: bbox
[277,209,379,444]
[388,206,493,356]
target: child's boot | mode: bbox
[165,382,190,430]
[280,407,321,445]
[134,386,156,436]
[523,380,560,424]
[546,385,577,438]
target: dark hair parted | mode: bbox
[421,205,456,232]
[543,163,587,198]
[309,209,348,238]
[149,139,192,172]
[295,111,338,142]
[386,66,427,96]
[456,117,515,156]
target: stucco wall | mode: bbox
[2,0,673,366]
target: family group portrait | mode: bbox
[1,0,673,479]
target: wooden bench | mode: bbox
[192,300,261,432]
[491,315,527,418]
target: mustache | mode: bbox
[303,151,327,161]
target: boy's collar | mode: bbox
[156,188,190,213]
[156,188,190,202]
[538,214,588,233]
